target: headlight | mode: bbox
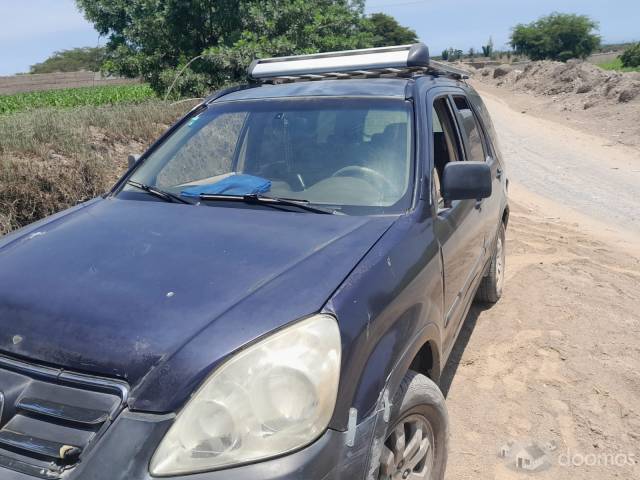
[150,314,341,476]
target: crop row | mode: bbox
[0,84,156,115]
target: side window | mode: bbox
[431,97,464,206]
[452,96,486,162]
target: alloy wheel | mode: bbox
[379,414,435,479]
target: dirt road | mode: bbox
[479,84,640,236]
[444,85,640,479]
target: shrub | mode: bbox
[620,43,640,68]
[30,47,106,74]
[511,13,600,61]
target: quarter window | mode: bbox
[452,96,486,162]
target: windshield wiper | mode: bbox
[127,180,195,205]
[198,193,339,215]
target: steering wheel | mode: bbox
[332,166,396,194]
[258,162,305,191]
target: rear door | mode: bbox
[430,95,484,349]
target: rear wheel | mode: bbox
[476,223,506,303]
[378,371,448,480]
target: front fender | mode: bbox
[325,210,444,431]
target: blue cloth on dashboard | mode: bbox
[181,174,271,197]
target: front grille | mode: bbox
[0,355,128,478]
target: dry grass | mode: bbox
[0,100,195,235]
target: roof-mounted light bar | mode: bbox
[249,43,431,79]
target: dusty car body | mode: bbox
[0,44,507,480]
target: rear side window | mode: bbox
[452,96,486,162]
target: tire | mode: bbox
[377,371,449,480]
[475,222,506,304]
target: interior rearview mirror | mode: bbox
[441,161,492,202]
[128,154,141,169]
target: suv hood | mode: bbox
[0,198,394,393]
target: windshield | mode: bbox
[124,97,414,215]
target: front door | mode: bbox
[450,94,503,256]
[431,96,485,350]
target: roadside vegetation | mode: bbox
[0,84,155,115]
[619,42,640,68]
[593,43,640,72]
[0,100,194,235]
[510,13,600,61]
[29,47,106,74]
[596,57,640,72]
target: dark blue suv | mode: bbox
[0,44,507,480]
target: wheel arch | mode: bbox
[409,339,441,385]
[388,322,443,398]
[362,325,447,480]
[502,205,510,227]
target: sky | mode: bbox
[1,0,639,76]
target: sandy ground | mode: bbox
[443,85,640,479]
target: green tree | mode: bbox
[510,13,600,61]
[619,42,640,68]
[30,47,106,74]
[202,1,375,90]
[76,0,378,97]
[366,12,418,47]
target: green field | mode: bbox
[0,84,156,115]
[596,57,640,73]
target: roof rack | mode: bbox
[248,43,469,84]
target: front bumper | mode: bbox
[0,409,377,480]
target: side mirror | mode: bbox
[442,161,492,202]
[128,154,141,169]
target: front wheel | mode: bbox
[378,371,448,480]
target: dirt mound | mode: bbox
[476,60,640,107]
[470,60,640,149]
[492,64,513,79]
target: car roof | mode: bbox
[218,78,410,102]
[214,76,468,105]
